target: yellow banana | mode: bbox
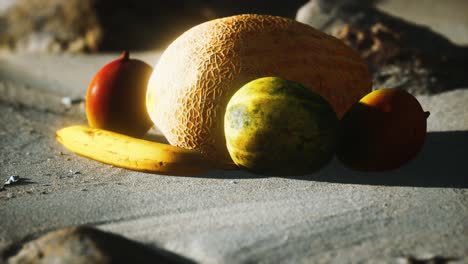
[56,125,235,176]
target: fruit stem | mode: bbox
[424,111,430,119]
[119,50,130,61]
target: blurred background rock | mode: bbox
[297,0,468,45]
[0,0,306,53]
[1,0,467,93]
[1,0,467,53]
[297,0,468,94]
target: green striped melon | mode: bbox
[224,77,340,175]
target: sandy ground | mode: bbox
[1,2,468,262]
[0,51,467,263]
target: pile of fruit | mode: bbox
[56,15,429,176]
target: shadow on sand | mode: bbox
[200,131,468,188]
[286,130,468,188]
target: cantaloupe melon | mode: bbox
[146,14,372,162]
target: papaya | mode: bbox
[224,77,340,176]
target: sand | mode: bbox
[0,51,467,263]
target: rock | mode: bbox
[0,0,305,53]
[0,0,102,53]
[296,0,468,94]
[7,226,194,263]
[334,21,468,94]
[296,0,381,34]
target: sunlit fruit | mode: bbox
[146,14,371,163]
[86,51,153,137]
[224,77,340,176]
[338,88,430,171]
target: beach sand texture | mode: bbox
[1,1,468,262]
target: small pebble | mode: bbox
[229,180,238,184]
[6,192,15,199]
[61,97,73,107]
[69,170,81,175]
[5,175,20,185]
[61,97,84,108]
